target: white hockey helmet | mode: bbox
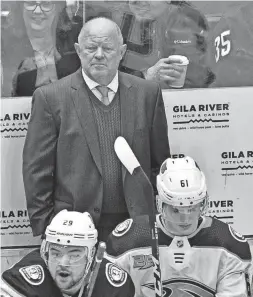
[45,209,97,248]
[41,210,97,267]
[157,156,208,212]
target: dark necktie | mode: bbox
[96,85,110,106]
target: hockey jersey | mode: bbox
[208,3,253,88]
[1,249,134,297]
[106,215,252,297]
[85,1,214,88]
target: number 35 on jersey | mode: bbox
[214,30,231,62]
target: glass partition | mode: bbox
[2,1,253,98]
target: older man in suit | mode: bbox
[23,17,170,241]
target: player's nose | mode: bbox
[58,254,70,265]
[179,213,189,222]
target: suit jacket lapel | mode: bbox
[119,72,136,181]
[70,69,102,174]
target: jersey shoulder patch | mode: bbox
[112,218,133,237]
[228,225,246,242]
[105,263,127,287]
[19,265,45,286]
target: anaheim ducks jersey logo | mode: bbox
[142,278,215,297]
[106,263,127,287]
[112,219,133,237]
[19,265,44,285]
[228,225,246,242]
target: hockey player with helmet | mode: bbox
[1,210,134,297]
[208,2,253,88]
[106,156,252,297]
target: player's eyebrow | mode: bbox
[68,249,83,253]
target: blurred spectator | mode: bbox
[161,1,215,88]
[11,1,82,97]
[85,1,214,88]
[208,2,253,88]
[56,0,83,54]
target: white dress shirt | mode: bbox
[82,69,119,103]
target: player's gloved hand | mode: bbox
[144,57,183,83]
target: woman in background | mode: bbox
[11,1,81,97]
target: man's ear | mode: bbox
[74,42,81,56]
[120,44,127,60]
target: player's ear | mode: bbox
[120,44,127,60]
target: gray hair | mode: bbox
[78,17,124,46]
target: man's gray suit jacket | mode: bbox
[23,69,170,236]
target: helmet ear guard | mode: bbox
[40,239,49,264]
[156,156,208,214]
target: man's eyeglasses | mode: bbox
[24,1,55,12]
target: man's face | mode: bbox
[162,203,202,236]
[75,19,126,85]
[23,1,57,31]
[48,244,88,291]
[129,1,169,20]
